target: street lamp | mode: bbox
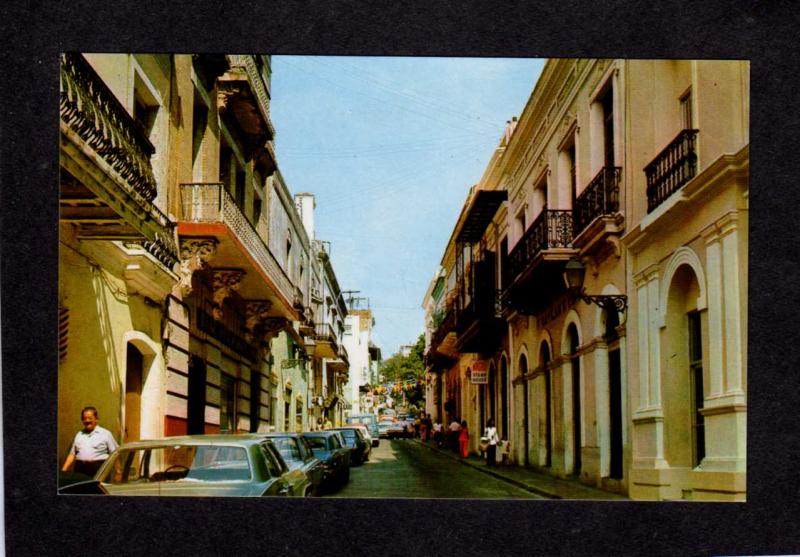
[563,258,628,313]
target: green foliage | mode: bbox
[380,333,426,383]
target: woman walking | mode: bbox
[459,420,470,458]
[484,418,499,467]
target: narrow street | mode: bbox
[325,440,543,499]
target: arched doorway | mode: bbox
[500,356,509,440]
[488,362,496,429]
[478,367,485,431]
[567,323,581,476]
[519,354,529,466]
[124,343,144,442]
[540,341,552,468]
[188,356,207,434]
[605,309,623,479]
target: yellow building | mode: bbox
[58,53,340,460]
[424,58,748,500]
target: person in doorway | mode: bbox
[323,416,333,430]
[316,417,324,431]
[458,420,470,458]
[61,406,119,478]
[484,418,500,467]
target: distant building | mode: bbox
[342,299,380,416]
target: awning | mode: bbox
[456,190,508,243]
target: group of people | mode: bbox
[421,415,501,465]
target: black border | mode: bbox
[3,1,799,555]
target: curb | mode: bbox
[412,439,560,499]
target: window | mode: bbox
[133,73,159,139]
[235,166,246,210]
[688,311,705,466]
[680,89,693,130]
[515,208,526,241]
[260,444,282,478]
[191,92,208,179]
[252,196,262,226]
[601,87,614,168]
[249,371,260,433]
[220,142,233,194]
[219,375,236,433]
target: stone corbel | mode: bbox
[260,317,288,344]
[244,300,273,342]
[211,269,245,319]
[174,238,218,298]
[217,82,244,116]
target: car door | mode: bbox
[266,441,308,496]
[298,436,324,490]
[258,443,291,496]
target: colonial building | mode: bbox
[59,53,349,459]
[423,59,748,501]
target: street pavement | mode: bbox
[324,438,543,499]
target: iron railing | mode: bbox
[314,322,336,342]
[60,52,158,203]
[645,129,699,213]
[180,183,295,307]
[573,166,621,237]
[430,307,457,351]
[508,207,574,281]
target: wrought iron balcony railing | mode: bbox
[430,308,457,351]
[573,166,621,237]
[180,183,295,308]
[60,52,158,203]
[508,208,574,281]
[645,129,699,213]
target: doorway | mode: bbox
[187,356,207,434]
[606,310,623,479]
[124,343,144,442]
[540,342,552,468]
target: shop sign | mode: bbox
[470,360,488,384]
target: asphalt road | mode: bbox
[324,439,542,499]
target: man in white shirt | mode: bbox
[61,406,119,477]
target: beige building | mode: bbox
[423,58,748,500]
[58,53,349,460]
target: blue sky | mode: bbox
[271,56,544,357]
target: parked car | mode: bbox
[257,432,324,496]
[58,471,108,495]
[91,435,307,497]
[345,414,380,445]
[303,431,351,492]
[378,419,405,439]
[340,422,378,448]
[331,427,370,465]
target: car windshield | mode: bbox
[100,445,252,484]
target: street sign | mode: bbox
[470,360,488,384]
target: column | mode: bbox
[703,228,725,397]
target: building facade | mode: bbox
[342,300,380,417]
[58,53,349,460]
[423,58,748,501]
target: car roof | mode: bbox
[116,434,270,449]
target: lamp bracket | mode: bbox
[579,292,628,313]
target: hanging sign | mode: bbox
[470,360,488,384]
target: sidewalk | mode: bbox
[413,439,627,500]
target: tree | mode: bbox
[379,334,427,410]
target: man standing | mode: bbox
[61,406,119,477]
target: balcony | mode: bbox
[645,129,699,213]
[429,307,458,363]
[572,166,624,256]
[59,53,177,268]
[179,183,297,319]
[313,322,339,359]
[218,55,277,177]
[504,207,577,315]
[454,258,504,353]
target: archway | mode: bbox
[605,308,623,479]
[124,343,143,442]
[566,323,581,476]
[540,341,552,468]
[500,356,509,440]
[519,353,529,466]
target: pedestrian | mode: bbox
[448,417,462,453]
[316,417,324,431]
[433,420,444,447]
[484,418,500,467]
[459,420,470,458]
[323,416,333,430]
[423,414,433,442]
[61,406,119,478]
[447,417,461,454]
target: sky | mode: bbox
[271,56,544,358]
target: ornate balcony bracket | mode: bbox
[175,238,218,298]
[244,300,273,341]
[211,269,245,318]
